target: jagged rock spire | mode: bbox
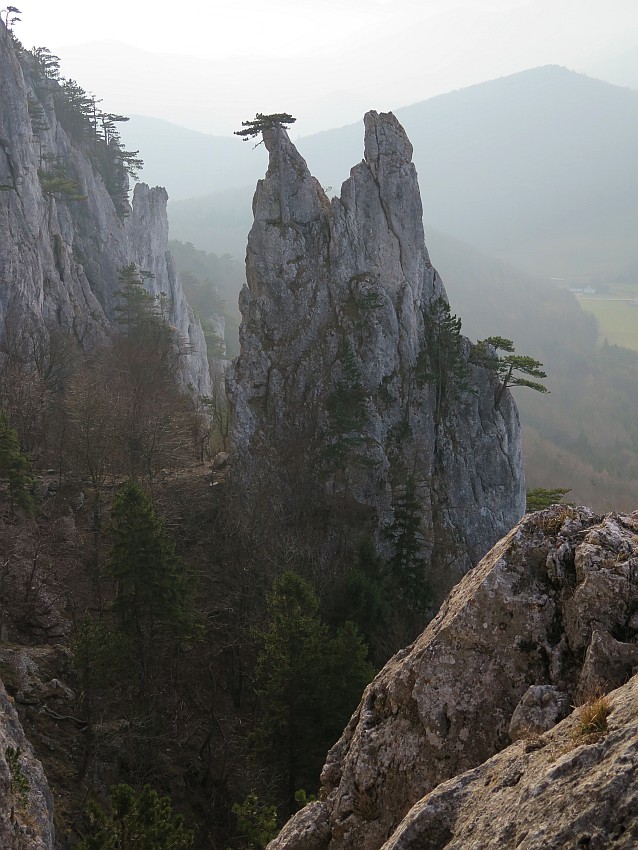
[227,110,524,576]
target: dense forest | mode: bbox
[0,256,435,847]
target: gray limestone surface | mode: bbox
[0,680,55,850]
[0,31,210,395]
[227,110,524,576]
[268,506,638,850]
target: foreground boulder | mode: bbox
[382,673,637,849]
[270,505,638,850]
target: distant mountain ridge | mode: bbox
[587,45,638,91]
[123,116,267,201]
[145,65,638,280]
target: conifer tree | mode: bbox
[474,336,548,408]
[526,487,571,512]
[77,784,193,850]
[419,296,471,424]
[252,571,373,810]
[325,342,368,472]
[234,112,296,143]
[0,411,33,513]
[108,481,200,682]
[328,538,390,663]
[384,475,430,614]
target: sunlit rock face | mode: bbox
[227,110,524,574]
[268,506,638,850]
[0,33,210,395]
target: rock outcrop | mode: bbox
[0,680,55,850]
[379,672,638,850]
[227,111,524,576]
[0,28,210,395]
[269,505,638,850]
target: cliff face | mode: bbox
[270,506,638,850]
[227,111,524,574]
[0,31,210,395]
[0,680,55,850]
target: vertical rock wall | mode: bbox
[227,111,524,574]
[0,30,210,396]
[0,681,55,850]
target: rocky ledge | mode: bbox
[269,505,638,850]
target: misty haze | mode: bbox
[0,1,637,849]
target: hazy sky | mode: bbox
[12,0,638,135]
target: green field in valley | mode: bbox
[577,283,638,351]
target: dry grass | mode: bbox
[571,695,612,744]
[534,507,577,536]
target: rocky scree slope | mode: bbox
[269,505,638,850]
[227,111,524,575]
[0,29,210,395]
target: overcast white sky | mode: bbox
[11,0,638,135]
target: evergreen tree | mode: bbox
[526,487,571,512]
[325,342,368,473]
[328,539,390,663]
[77,784,193,850]
[231,793,278,850]
[1,6,21,41]
[235,112,296,143]
[473,336,548,408]
[114,264,160,330]
[30,46,61,80]
[384,476,430,615]
[419,296,471,424]
[0,411,33,513]
[38,154,87,201]
[114,263,181,371]
[252,572,326,808]
[108,481,200,682]
[252,571,373,811]
[323,621,375,742]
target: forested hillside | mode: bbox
[0,253,382,849]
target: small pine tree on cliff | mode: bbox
[474,336,548,408]
[234,112,296,144]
